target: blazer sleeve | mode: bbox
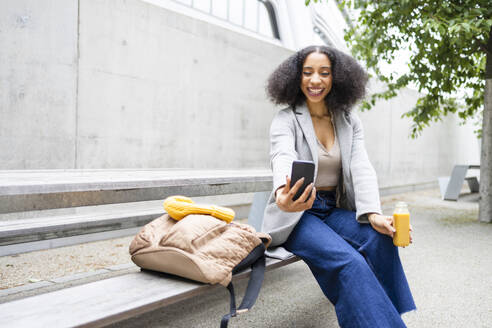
[349,112,382,223]
[270,109,298,194]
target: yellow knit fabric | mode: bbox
[163,195,235,223]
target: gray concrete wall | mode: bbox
[76,0,288,169]
[361,85,480,188]
[0,0,78,169]
[0,0,290,170]
[0,0,481,188]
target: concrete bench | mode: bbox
[0,169,300,327]
[438,165,480,201]
[0,256,299,328]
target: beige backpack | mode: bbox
[129,213,271,327]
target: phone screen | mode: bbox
[290,160,315,201]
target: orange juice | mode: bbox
[393,202,410,247]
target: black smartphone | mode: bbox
[290,160,315,201]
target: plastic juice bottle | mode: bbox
[393,201,410,247]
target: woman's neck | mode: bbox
[307,100,329,118]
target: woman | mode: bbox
[261,45,416,327]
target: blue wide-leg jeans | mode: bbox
[284,190,416,328]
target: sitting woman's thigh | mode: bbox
[284,210,363,263]
[323,208,381,244]
[323,207,395,260]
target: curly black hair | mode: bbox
[266,45,368,113]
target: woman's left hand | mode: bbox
[368,214,395,237]
[368,214,413,244]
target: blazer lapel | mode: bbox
[293,103,318,175]
[333,110,352,179]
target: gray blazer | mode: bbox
[262,102,382,247]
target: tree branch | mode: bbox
[474,37,492,56]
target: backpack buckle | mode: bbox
[234,309,249,317]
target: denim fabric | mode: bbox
[284,190,416,328]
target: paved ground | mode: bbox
[0,236,135,291]
[1,188,491,327]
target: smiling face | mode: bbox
[300,52,333,105]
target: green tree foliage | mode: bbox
[307,0,492,137]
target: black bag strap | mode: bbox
[220,254,266,328]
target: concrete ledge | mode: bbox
[0,169,272,213]
[106,263,139,272]
[380,180,438,196]
[50,269,111,284]
[0,210,162,246]
[0,227,142,257]
[0,281,54,298]
[0,264,139,298]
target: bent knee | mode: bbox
[340,252,371,277]
[368,230,397,253]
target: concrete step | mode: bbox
[0,208,161,246]
[0,194,254,256]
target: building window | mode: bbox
[172,0,280,40]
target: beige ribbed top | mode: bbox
[314,119,341,188]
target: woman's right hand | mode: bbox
[275,176,316,212]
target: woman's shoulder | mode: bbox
[348,110,360,123]
[270,106,297,134]
[272,106,296,123]
[332,107,357,124]
[276,106,296,116]
[339,109,361,127]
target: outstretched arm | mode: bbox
[269,109,316,211]
[270,110,297,193]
